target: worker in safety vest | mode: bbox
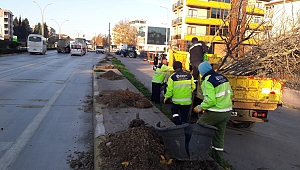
[193,61,232,166]
[189,37,208,81]
[164,61,196,125]
[151,58,174,104]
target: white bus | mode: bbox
[27,34,47,55]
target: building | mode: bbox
[112,20,170,52]
[131,19,170,52]
[170,0,270,55]
[264,0,300,37]
[0,8,14,40]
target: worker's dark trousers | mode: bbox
[197,110,231,166]
[191,60,202,80]
[151,82,161,104]
[171,104,190,125]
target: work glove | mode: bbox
[163,98,168,104]
[193,105,201,113]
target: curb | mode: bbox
[92,66,104,170]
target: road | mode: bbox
[115,55,300,170]
[0,51,104,170]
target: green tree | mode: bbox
[112,19,137,46]
[33,22,49,38]
[20,18,31,40]
[13,17,20,38]
[33,23,42,35]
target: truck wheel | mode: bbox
[128,52,135,58]
[232,122,256,129]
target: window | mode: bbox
[208,25,228,36]
[187,26,196,35]
[211,8,229,19]
[71,45,81,49]
[254,17,262,23]
[188,9,198,18]
[147,26,168,45]
[29,36,42,42]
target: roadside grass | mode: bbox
[111,56,231,169]
[111,57,172,119]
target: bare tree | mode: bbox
[216,2,300,89]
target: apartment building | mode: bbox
[0,8,14,40]
[264,0,300,37]
[170,0,270,55]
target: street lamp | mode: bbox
[33,1,52,37]
[75,30,82,37]
[160,6,168,52]
[51,19,68,39]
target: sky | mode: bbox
[1,0,171,39]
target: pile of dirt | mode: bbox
[98,70,123,80]
[102,64,115,69]
[99,89,152,108]
[98,116,221,170]
[98,56,111,63]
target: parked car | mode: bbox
[70,42,85,56]
[96,46,105,54]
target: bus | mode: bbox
[27,34,47,55]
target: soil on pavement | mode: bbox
[98,89,153,108]
[98,70,123,80]
[98,114,220,170]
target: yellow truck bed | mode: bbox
[227,75,284,110]
[167,50,285,111]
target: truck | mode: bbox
[56,39,70,53]
[117,43,137,58]
[162,50,285,129]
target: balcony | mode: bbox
[186,0,230,9]
[176,17,183,24]
[186,0,264,16]
[177,0,183,9]
[172,3,178,11]
[185,16,227,26]
[172,19,177,26]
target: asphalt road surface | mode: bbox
[115,55,300,170]
[0,51,104,170]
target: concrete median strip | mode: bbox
[92,66,175,169]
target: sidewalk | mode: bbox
[92,63,175,169]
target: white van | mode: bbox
[70,43,85,56]
[27,34,47,55]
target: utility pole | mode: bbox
[108,22,111,53]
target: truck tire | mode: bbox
[128,52,135,58]
[232,122,256,129]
